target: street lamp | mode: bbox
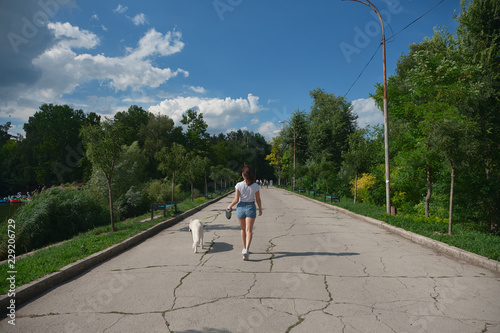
[279,120,296,189]
[343,0,391,214]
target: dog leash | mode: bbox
[200,212,222,223]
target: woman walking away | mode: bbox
[227,165,262,260]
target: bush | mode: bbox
[116,186,149,220]
[0,187,108,259]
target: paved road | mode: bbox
[2,188,500,332]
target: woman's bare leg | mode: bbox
[238,218,247,249]
[244,218,255,251]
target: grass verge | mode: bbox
[0,193,228,295]
[282,186,500,262]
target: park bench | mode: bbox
[151,201,177,220]
[204,193,213,199]
[292,186,298,191]
[297,188,306,193]
[308,189,321,198]
[324,194,340,203]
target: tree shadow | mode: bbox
[174,329,232,333]
[249,251,360,262]
[179,224,241,233]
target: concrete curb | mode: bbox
[0,191,234,313]
[280,187,500,273]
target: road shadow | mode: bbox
[179,224,240,232]
[175,327,231,333]
[207,241,234,254]
[249,251,360,262]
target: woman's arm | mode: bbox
[227,190,240,210]
[255,191,262,216]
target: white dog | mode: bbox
[189,219,204,253]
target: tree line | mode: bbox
[267,0,500,234]
[0,104,273,226]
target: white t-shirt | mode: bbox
[235,181,260,203]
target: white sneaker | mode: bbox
[242,249,249,261]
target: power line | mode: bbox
[342,0,446,97]
[343,43,381,98]
[386,0,446,42]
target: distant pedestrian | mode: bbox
[227,165,263,261]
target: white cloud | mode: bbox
[351,97,383,128]
[29,24,187,100]
[256,121,280,141]
[132,13,148,26]
[250,118,259,125]
[91,14,99,21]
[48,22,99,49]
[188,86,207,94]
[114,5,128,14]
[149,93,262,134]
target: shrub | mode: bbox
[350,173,376,203]
[0,187,108,259]
[116,186,149,220]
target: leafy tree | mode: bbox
[430,116,478,234]
[181,109,209,154]
[456,0,500,230]
[184,152,204,201]
[156,143,186,201]
[23,104,88,184]
[139,113,176,178]
[0,122,12,146]
[210,165,225,192]
[308,88,357,169]
[199,157,212,195]
[266,136,284,185]
[80,119,125,232]
[341,128,374,203]
[114,105,150,146]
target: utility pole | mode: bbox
[343,0,391,214]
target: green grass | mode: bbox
[282,186,500,262]
[0,193,226,294]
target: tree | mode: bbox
[341,128,374,204]
[23,104,88,184]
[138,113,176,178]
[308,89,357,169]
[114,105,150,146]
[81,119,125,232]
[184,152,204,201]
[181,109,209,154]
[0,122,12,146]
[200,157,212,195]
[455,0,500,230]
[209,165,225,192]
[430,116,478,235]
[156,143,186,201]
[266,136,284,185]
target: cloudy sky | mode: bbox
[0,0,460,140]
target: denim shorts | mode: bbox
[236,202,257,219]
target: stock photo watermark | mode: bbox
[236,233,339,332]
[64,270,136,333]
[6,219,17,326]
[7,0,71,54]
[213,0,244,22]
[51,141,85,182]
[340,0,405,64]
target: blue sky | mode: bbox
[0,0,461,140]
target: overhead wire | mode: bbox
[342,0,447,97]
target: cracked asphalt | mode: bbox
[2,187,500,332]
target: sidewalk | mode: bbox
[1,187,499,332]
